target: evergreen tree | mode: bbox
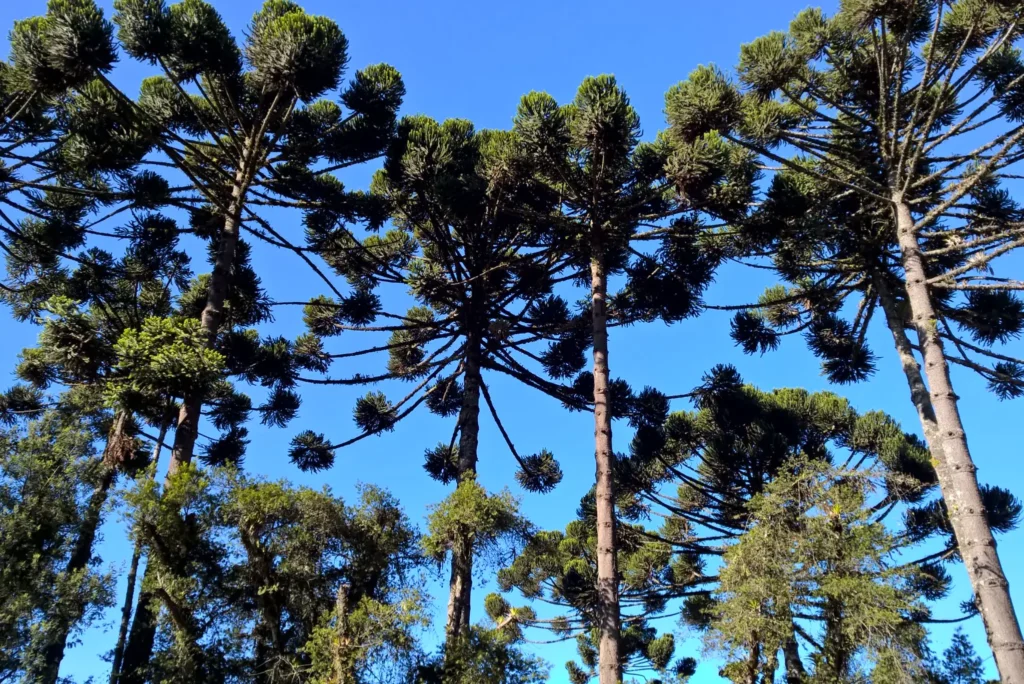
[511,75,728,682]
[9,0,403,677]
[414,626,550,684]
[290,116,569,643]
[124,464,427,683]
[665,2,1024,677]
[5,213,198,682]
[3,0,175,310]
[710,457,933,683]
[499,366,1005,683]
[0,411,118,682]
[937,628,990,684]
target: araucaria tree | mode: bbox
[104,0,405,475]
[3,1,1024,683]
[292,116,565,642]
[7,0,405,678]
[512,76,726,683]
[500,366,996,683]
[666,2,1024,678]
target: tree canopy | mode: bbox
[1,1,1023,683]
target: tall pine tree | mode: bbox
[665,2,1024,677]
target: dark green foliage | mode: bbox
[3,2,1024,682]
[666,1,1024,405]
[958,291,1024,346]
[425,377,463,418]
[123,465,425,682]
[513,76,725,317]
[423,442,459,484]
[353,390,396,435]
[515,450,563,494]
[935,628,990,684]
[0,385,44,426]
[288,429,334,472]
[0,412,115,681]
[9,0,117,93]
[200,425,248,467]
[258,386,301,427]
[729,310,780,355]
[501,367,968,681]
[414,627,549,684]
[988,361,1024,400]
[246,1,348,101]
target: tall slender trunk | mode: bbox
[120,147,255,683]
[892,197,1024,682]
[590,246,621,684]
[332,584,353,684]
[445,328,482,640]
[743,639,761,684]
[875,276,946,456]
[782,634,805,683]
[32,413,129,684]
[119,595,157,684]
[110,416,170,684]
[167,149,250,477]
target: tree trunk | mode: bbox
[110,547,143,683]
[892,197,1024,682]
[119,594,157,684]
[166,156,248,477]
[782,635,805,684]
[743,639,761,684]
[33,413,129,684]
[333,584,353,684]
[111,417,170,684]
[445,329,482,641]
[875,276,947,457]
[590,250,621,684]
[121,151,253,683]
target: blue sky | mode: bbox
[2,0,1022,681]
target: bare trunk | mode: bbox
[445,330,482,640]
[333,584,352,684]
[165,394,201,479]
[875,276,946,456]
[109,547,143,683]
[111,417,170,684]
[590,251,621,684]
[892,197,1024,682]
[119,597,157,684]
[744,639,761,684]
[34,413,130,683]
[782,635,805,684]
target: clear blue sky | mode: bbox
[2,0,1021,681]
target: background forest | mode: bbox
[2,0,1024,683]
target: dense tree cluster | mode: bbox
[2,0,1024,683]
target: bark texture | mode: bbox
[445,329,482,640]
[892,197,1024,682]
[332,584,353,684]
[110,417,169,684]
[166,156,249,477]
[590,251,621,684]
